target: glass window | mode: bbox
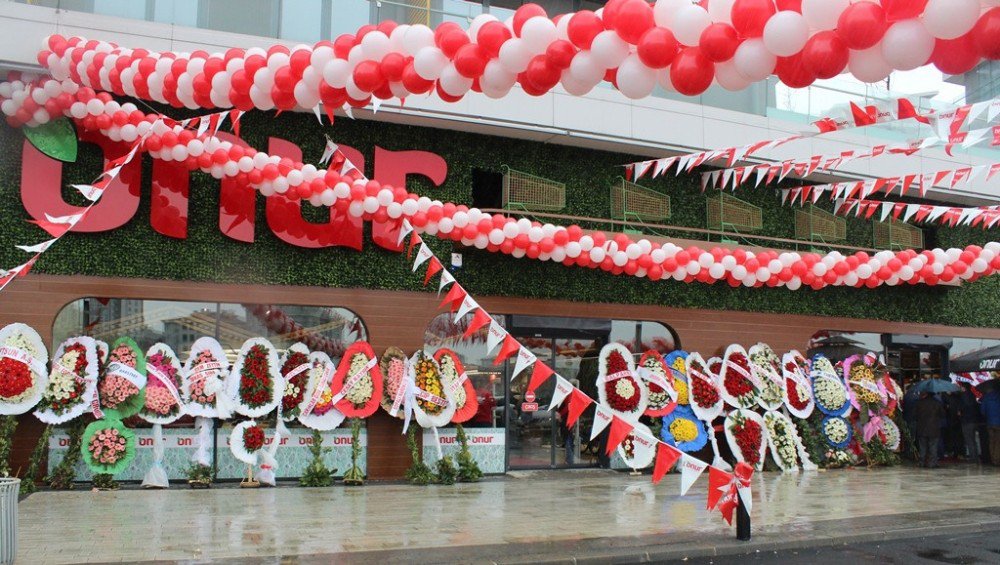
[152,0,198,27]
[197,0,279,38]
[279,0,322,42]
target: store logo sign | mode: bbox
[19,130,447,252]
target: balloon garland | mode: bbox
[2,0,998,121]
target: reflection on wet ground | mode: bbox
[15,465,1000,563]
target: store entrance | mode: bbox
[506,316,609,469]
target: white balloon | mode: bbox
[521,17,558,53]
[403,25,435,55]
[616,54,657,99]
[787,277,801,290]
[528,226,544,243]
[714,61,751,91]
[482,59,517,90]
[469,14,499,42]
[569,51,605,84]
[580,235,594,251]
[566,241,582,258]
[560,73,594,96]
[322,59,351,88]
[590,247,607,263]
[922,0,980,40]
[848,46,892,83]
[360,31,392,60]
[413,46,449,80]
[708,263,726,279]
[882,19,935,71]
[498,39,532,74]
[489,229,505,245]
[762,11,809,57]
[801,0,849,30]
[555,11,572,40]
[438,64,473,96]
[590,31,631,68]
[707,0,735,24]
[294,81,320,108]
[732,265,748,279]
[389,24,411,52]
[671,5,712,47]
[733,39,776,81]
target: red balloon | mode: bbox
[438,30,470,58]
[289,50,311,77]
[670,48,715,96]
[614,0,655,45]
[434,22,463,46]
[601,0,629,30]
[454,43,487,78]
[931,33,981,75]
[513,4,548,37]
[801,31,848,79]
[699,23,740,63]
[775,53,816,88]
[436,81,463,102]
[333,34,355,59]
[401,63,434,94]
[880,0,927,22]
[352,60,385,92]
[274,66,297,92]
[546,40,576,70]
[477,21,512,58]
[731,0,776,38]
[380,52,407,82]
[974,8,1000,60]
[837,2,887,50]
[525,55,561,91]
[637,27,679,68]
[568,10,604,49]
[774,0,801,11]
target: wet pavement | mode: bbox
[13,465,1000,564]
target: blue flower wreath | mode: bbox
[660,405,708,453]
[820,416,853,449]
[664,350,689,385]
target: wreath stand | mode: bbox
[240,464,259,488]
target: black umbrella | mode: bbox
[950,344,1000,373]
[807,335,870,362]
[975,378,999,394]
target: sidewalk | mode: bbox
[14,465,1000,564]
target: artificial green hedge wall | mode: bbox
[1,106,998,330]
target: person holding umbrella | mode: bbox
[981,385,1000,466]
[914,390,946,468]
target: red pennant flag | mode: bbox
[624,163,634,181]
[462,308,491,339]
[652,443,682,484]
[564,388,593,429]
[423,257,443,286]
[897,98,930,125]
[28,219,72,238]
[493,335,521,366]
[229,109,242,137]
[605,416,634,455]
[813,117,837,133]
[439,284,466,311]
[527,360,554,393]
[407,233,422,260]
[850,102,877,126]
[892,203,905,220]
[706,466,733,510]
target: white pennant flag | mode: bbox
[511,346,536,380]
[71,184,104,202]
[343,104,354,119]
[412,243,433,272]
[903,204,919,223]
[968,100,990,123]
[454,295,478,321]
[45,212,84,226]
[15,239,57,254]
[653,157,677,177]
[549,375,574,411]
[833,199,846,216]
[879,202,893,222]
[312,105,324,124]
[967,165,987,185]
[678,454,709,496]
[754,166,768,187]
[962,127,989,148]
[438,269,456,295]
[590,405,613,441]
[990,99,1000,122]
[485,319,507,353]
[196,116,210,137]
[721,169,733,188]
[928,206,949,222]
[397,221,414,246]
[320,136,337,166]
[372,98,382,114]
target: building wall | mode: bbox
[7,273,1000,478]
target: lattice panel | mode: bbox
[794,205,847,242]
[875,219,924,250]
[706,192,763,232]
[611,179,670,222]
[502,166,566,212]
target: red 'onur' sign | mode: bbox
[20,132,447,252]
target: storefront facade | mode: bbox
[3,107,1000,479]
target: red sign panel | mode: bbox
[521,402,538,413]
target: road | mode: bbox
[662,530,1000,564]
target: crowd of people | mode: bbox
[908,383,1000,468]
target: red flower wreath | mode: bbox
[731,414,763,466]
[242,425,266,453]
[434,348,479,424]
[724,353,755,399]
[604,349,641,413]
[332,341,383,419]
[280,349,310,414]
[238,344,273,409]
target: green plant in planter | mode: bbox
[0,416,15,477]
[404,426,435,485]
[91,473,118,490]
[20,425,50,495]
[455,425,482,483]
[342,419,365,486]
[435,454,457,485]
[47,421,86,490]
[186,463,214,487]
[299,429,335,487]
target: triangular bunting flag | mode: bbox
[605,416,634,455]
[462,308,492,339]
[590,405,613,441]
[706,466,733,510]
[423,257,443,286]
[439,284,466,311]
[511,346,537,380]
[679,454,709,496]
[565,388,593,429]
[438,270,456,295]
[549,375,574,411]
[412,243,433,272]
[454,295,478,321]
[15,239,57,254]
[652,443,682,484]
[396,219,413,245]
[527,360,554,393]
[485,319,507,353]
[493,335,521,366]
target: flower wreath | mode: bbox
[618,422,657,470]
[95,340,109,370]
[36,336,98,425]
[719,344,760,410]
[229,420,267,465]
[724,409,769,471]
[278,343,313,422]
[763,411,800,473]
[597,343,647,420]
[821,415,853,449]
[749,343,785,412]
[227,338,283,418]
[660,405,708,453]
[411,351,456,428]
[332,341,383,419]
[298,352,346,431]
[637,350,677,417]
[81,419,137,476]
[811,355,851,417]
[140,343,185,425]
[98,337,147,420]
[664,350,690,406]
[883,374,903,417]
[686,351,724,422]
[0,322,48,415]
[843,354,887,413]
[380,347,409,419]
[434,348,479,424]
[880,417,901,452]
[182,337,230,419]
[781,350,814,420]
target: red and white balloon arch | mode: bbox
[2,0,1000,127]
